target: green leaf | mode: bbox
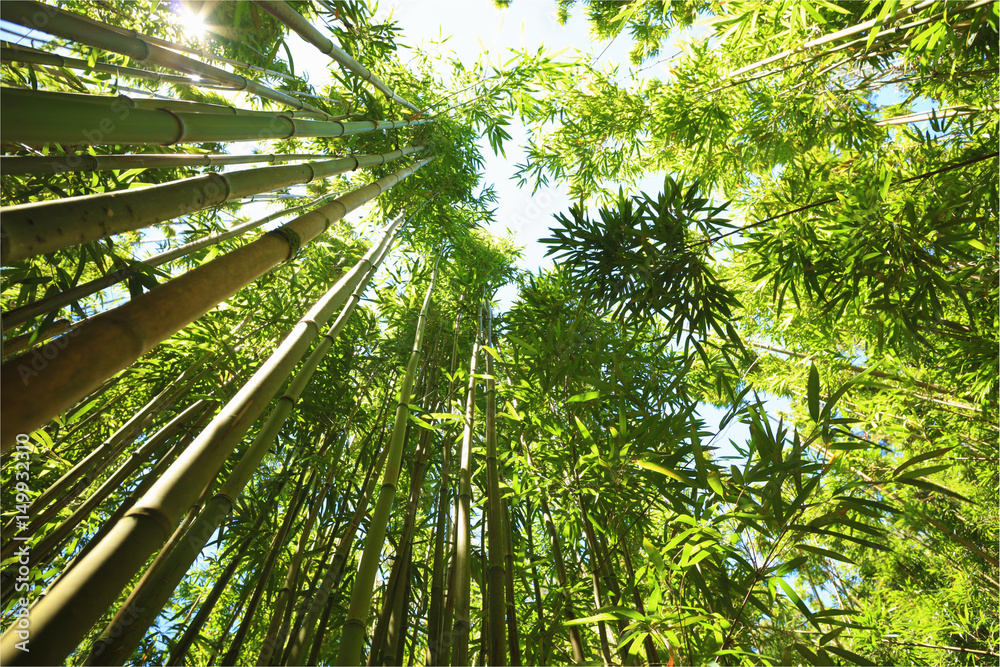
[892,446,954,476]
[567,390,600,403]
[636,461,695,485]
[795,543,856,564]
[807,363,820,421]
[825,645,876,666]
[564,612,618,626]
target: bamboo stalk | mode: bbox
[501,502,522,666]
[2,193,341,333]
[482,306,508,666]
[2,319,71,356]
[0,1,332,118]
[68,10,299,83]
[0,158,432,450]
[0,87,432,148]
[0,41,230,90]
[1,145,422,264]
[254,1,420,113]
[335,256,440,666]
[450,309,482,667]
[1,149,329,176]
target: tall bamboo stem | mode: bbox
[450,308,482,667]
[0,86,430,148]
[254,1,420,113]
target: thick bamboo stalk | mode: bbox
[0,86,431,148]
[0,158,432,449]
[0,217,407,665]
[254,1,420,113]
[67,10,298,83]
[450,311,482,667]
[1,146,422,264]
[2,193,340,332]
[0,1,331,118]
[335,256,440,666]
[0,148,330,176]
[482,309,508,666]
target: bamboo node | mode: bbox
[267,227,302,262]
[158,108,188,146]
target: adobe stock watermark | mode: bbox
[9,434,35,653]
[15,326,82,386]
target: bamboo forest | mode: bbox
[0,0,996,665]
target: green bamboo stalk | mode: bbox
[0,40,240,91]
[524,508,549,665]
[255,1,420,113]
[2,193,340,333]
[0,86,431,148]
[0,148,328,176]
[501,503,522,666]
[450,310,482,667]
[0,157,432,449]
[1,146,422,264]
[427,311,463,666]
[2,319,71,356]
[0,215,406,665]
[64,11,298,83]
[335,255,441,667]
[482,307,508,666]
[0,1,331,118]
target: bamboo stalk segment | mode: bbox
[0,146,423,264]
[254,0,421,113]
[0,41,232,90]
[0,1,332,119]
[0,87,432,148]
[0,157,433,451]
[1,150,329,176]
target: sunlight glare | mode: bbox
[173,3,208,39]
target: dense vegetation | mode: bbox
[0,1,996,665]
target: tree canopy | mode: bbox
[0,1,996,666]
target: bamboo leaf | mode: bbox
[807,363,820,421]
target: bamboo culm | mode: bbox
[1,146,422,264]
[255,0,420,113]
[450,309,482,667]
[483,306,508,666]
[0,214,407,665]
[0,158,433,449]
[335,256,441,666]
[0,87,431,148]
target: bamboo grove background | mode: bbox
[0,1,997,666]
